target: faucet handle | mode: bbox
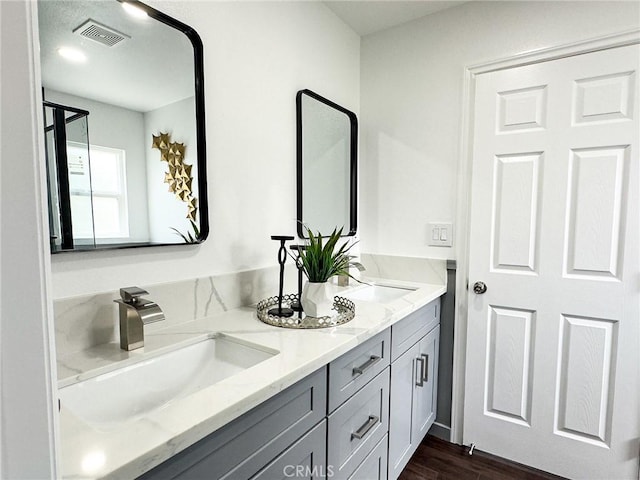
[351,261,366,272]
[120,286,149,304]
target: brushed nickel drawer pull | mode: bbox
[351,415,379,440]
[416,357,425,387]
[352,355,381,376]
[421,353,429,382]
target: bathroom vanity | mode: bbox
[139,298,440,480]
[56,268,445,479]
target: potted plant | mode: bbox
[297,226,356,317]
[170,219,200,244]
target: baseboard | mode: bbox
[428,422,451,442]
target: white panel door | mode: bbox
[464,44,639,479]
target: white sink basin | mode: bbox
[345,284,416,303]
[59,335,277,426]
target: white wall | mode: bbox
[360,0,640,260]
[1,1,58,477]
[50,0,360,299]
[44,89,151,243]
[144,96,198,243]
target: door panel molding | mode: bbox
[484,306,535,426]
[563,146,628,280]
[573,71,635,125]
[490,152,542,274]
[497,85,548,133]
[554,314,618,448]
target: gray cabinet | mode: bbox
[348,434,388,480]
[140,367,327,479]
[390,300,439,362]
[252,420,327,480]
[328,329,391,412]
[328,367,390,479]
[388,343,416,477]
[412,327,439,440]
[141,296,441,480]
[388,300,440,480]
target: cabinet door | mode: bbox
[412,326,439,440]
[252,420,327,480]
[348,434,388,480]
[388,342,420,480]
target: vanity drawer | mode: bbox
[328,329,391,412]
[252,420,327,480]
[391,298,440,361]
[348,433,388,480]
[139,367,327,480]
[327,367,390,480]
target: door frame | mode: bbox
[451,28,640,445]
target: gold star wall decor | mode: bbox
[152,131,198,224]
[169,142,185,158]
[187,197,198,222]
[152,133,170,150]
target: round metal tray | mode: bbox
[256,294,355,329]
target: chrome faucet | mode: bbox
[114,287,165,351]
[338,261,366,287]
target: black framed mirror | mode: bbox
[296,89,357,238]
[38,0,208,252]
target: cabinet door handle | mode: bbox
[421,353,429,382]
[352,355,381,376]
[415,357,425,387]
[351,415,379,440]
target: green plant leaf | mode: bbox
[297,225,357,282]
[170,220,200,244]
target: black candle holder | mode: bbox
[269,235,294,317]
[289,244,307,313]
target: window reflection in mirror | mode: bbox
[38,0,208,252]
[296,90,357,238]
[69,143,129,240]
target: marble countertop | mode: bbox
[57,277,446,479]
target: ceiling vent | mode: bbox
[73,20,130,47]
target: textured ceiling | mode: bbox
[38,1,194,112]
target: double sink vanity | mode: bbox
[56,267,445,479]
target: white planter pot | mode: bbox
[301,281,334,318]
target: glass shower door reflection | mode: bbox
[43,103,95,251]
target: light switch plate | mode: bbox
[428,222,453,247]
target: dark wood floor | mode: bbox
[399,435,567,480]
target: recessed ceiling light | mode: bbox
[57,47,86,63]
[121,2,148,19]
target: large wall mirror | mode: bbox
[38,0,208,252]
[296,89,357,238]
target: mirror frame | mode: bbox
[43,0,209,252]
[296,89,357,239]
